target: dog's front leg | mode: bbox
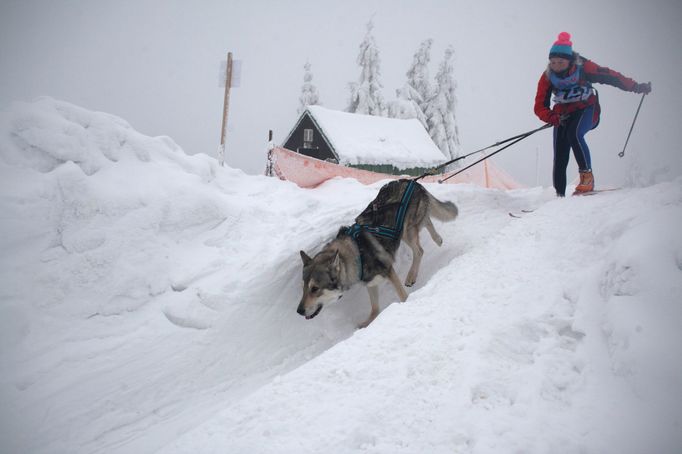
[358,285,381,329]
[403,227,423,287]
[388,267,409,302]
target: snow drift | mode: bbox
[1,98,681,454]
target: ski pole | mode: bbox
[415,123,553,181]
[618,93,646,158]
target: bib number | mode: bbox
[553,85,593,104]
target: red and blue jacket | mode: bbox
[534,55,638,124]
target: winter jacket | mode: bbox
[534,55,638,124]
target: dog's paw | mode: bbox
[358,319,373,329]
[358,312,379,329]
[404,274,417,287]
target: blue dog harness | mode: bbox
[344,180,417,280]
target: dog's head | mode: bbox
[297,249,344,320]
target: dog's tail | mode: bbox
[428,192,458,221]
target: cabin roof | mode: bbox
[288,106,446,170]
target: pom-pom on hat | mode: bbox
[549,32,574,60]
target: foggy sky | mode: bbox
[1,0,680,187]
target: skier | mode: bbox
[534,32,651,196]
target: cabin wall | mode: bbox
[282,115,336,162]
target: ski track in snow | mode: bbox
[1,99,681,454]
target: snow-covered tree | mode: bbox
[406,39,434,115]
[425,46,460,161]
[387,84,427,129]
[387,38,434,128]
[297,61,321,115]
[346,20,385,116]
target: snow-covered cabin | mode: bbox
[282,106,446,176]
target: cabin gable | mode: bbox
[282,113,337,162]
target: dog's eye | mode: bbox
[310,286,319,293]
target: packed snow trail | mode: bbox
[161,182,682,454]
[0,99,540,453]
[1,99,681,454]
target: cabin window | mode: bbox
[303,129,314,143]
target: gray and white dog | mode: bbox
[297,179,458,328]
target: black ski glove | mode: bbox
[633,82,652,94]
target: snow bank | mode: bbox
[162,182,682,454]
[0,98,378,453]
[0,97,231,320]
[1,98,681,454]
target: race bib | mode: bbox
[553,85,593,104]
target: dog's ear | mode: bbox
[300,250,313,266]
[331,250,341,272]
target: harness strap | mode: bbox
[344,180,417,281]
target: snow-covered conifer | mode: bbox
[297,61,321,115]
[387,84,427,129]
[425,46,460,161]
[387,38,433,128]
[406,39,434,115]
[346,20,386,116]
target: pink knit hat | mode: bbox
[549,32,574,59]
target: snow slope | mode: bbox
[1,99,681,454]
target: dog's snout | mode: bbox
[297,303,306,316]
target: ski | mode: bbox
[508,209,535,218]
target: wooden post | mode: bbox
[219,52,234,167]
[265,130,275,177]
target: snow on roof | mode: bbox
[305,106,446,170]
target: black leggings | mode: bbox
[552,105,597,196]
